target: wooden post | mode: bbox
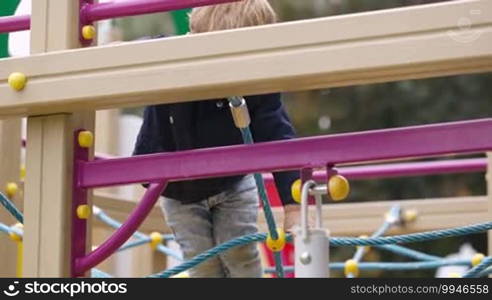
[0,119,22,277]
[23,0,95,277]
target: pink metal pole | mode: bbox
[262,158,488,183]
[79,119,492,189]
[0,0,241,34]
[74,181,167,276]
[82,0,242,23]
[0,15,30,34]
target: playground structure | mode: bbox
[0,0,491,278]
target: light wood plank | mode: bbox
[0,0,491,118]
[23,0,95,277]
[93,192,488,237]
[258,196,489,236]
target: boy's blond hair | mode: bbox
[189,0,277,33]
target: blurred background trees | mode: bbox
[111,0,490,277]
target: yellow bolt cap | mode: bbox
[266,228,286,252]
[78,131,94,148]
[471,253,485,267]
[171,272,190,278]
[76,204,91,219]
[403,209,418,223]
[8,72,27,91]
[344,259,359,277]
[9,231,22,242]
[82,25,96,40]
[291,179,302,203]
[150,232,163,250]
[5,182,18,198]
[328,175,350,201]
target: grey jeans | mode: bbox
[161,174,262,277]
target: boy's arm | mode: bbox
[246,93,301,230]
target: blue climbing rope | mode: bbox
[330,221,492,246]
[264,259,473,274]
[150,233,267,278]
[348,205,401,277]
[229,96,284,278]
[477,266,492,277]
[94,207,182,260]
[0,222,12,235]
[462,257,492,278]
[91,268,112,278]
[0,192,23,223]
[150,221,492,278]
[375,244,441,262]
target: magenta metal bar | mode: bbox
[263,158,488,183]
[95,153,487,181]
[0,15,30,34]
[79,119,492,189]
[0,0,241,34]
[338,157,487,180]
[74,181,167,276]
[82,0,242,23]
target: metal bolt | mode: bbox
[300,252,312,265]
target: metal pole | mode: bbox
[0,15,30,34]
[83,0,242,23]
[294,229,329,278]
[294,180,329,278]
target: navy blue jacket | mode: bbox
[133,93,299,206]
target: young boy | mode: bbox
[133,0,300,277]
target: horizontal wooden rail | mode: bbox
[93,192,488,237]
[0,0,491,118]
[259,196,489,236]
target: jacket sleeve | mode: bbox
[133,105,168,156]
[246,93,300,206]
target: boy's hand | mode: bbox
[283,204,317,234]
[283,204,301,233]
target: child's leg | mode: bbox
[161,198,226,277]
[211,175,262,278]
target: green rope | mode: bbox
[264,259,472,274]
[0,192,23,223]
[462,257,492,278]
[347,205,400,277]
[94,207,182,260]
[151,221,492,277]
[228,96,284,278]
[331,221,492,246]
[375,244,441,262]
[91,268,112,278]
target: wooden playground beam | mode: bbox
[22,0,95,277]
[93,192,488,237]
[0,0,491,118]
[259,196,490,236]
